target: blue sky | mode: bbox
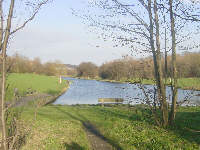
[8,0,129,65]
[8,0,200,65]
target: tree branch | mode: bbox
[0,0,4,51]
[10,0,49,35]
[112,0,150,31]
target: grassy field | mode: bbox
[6,73,66,101]
[18,105,200,150]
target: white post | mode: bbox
[59,76,62,84]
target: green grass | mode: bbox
[177,78,200,90]
[19,105,200,150]
[3,73,200,149]
[98,77,200,90]
[96,77,156,85]
[125,78,155,85]
[19,106,90,150]
[124,78,200,90]
[6,73,66,101]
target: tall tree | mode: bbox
[153,0,168,126]
[169,0,178,124]
[0,1,49,149]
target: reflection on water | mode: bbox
[53,77,200,105]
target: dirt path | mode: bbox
[58,109,123,150]
[83,122,114,150]
[6,93,51,107]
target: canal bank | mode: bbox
[20,105,200,150]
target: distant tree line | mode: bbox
[77,62,98,78]
[0,53,68,76]
[77,52,200,80]
[3,51,199,79]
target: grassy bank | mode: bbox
[6,73,66,101]
[94,77,200,91]
[19,105,200,150]
[125,78,200,90]
[1,73,68,149]
[3,73,199,149]
[177,78,200,90]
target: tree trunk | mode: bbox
[169,0,178,124]
[0,1,3,148]
[1,45,7,150]
[164,16,168,84]
[165,46,168,84]
[153,0,168,127]
[147,0,159,87]
[0,0,15,149]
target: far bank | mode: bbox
[73,76,200,91]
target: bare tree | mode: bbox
[169,0,178,124]
[73,0,200,126]
[0,0,49,149]
[167,0,200,124]
[152,0,169,126]
[82,0,170,126]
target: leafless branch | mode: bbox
[112,0,150,31]
[10,0,49,35]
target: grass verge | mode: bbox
[3,73,200,149]
[19,105,200,150]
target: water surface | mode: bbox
[54,77,200,105]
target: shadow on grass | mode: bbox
[90,106,200,145]
[94,106,152,123]
[63,142,85,150]
[37,106,200,147]
[101,107,200,146]
[55,106,123,150]
[46,89,59,95]
[172,111,200,145]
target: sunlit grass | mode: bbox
[6,73,66,101]
[20,105,200,150]
[177,78,200,90]
[3,73,200,149]
[20,106,90,150]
